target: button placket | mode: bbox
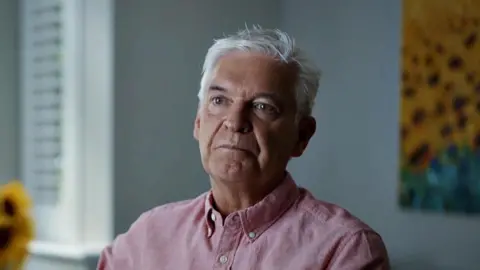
[214,213,242,268]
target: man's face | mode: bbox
[194,51,316,184]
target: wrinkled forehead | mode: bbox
[208,51,298,99]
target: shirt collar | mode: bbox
[204,172,300,241]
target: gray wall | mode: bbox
[283,1,480,270]
[0,0,19,183]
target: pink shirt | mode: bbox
[98,174,390,269]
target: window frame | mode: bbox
[20,0,113,257]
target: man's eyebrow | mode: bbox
[208,84,227,92]
[254,92,282,102]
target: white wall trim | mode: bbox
[81,0,114,244]
[29,240,106,260]
[56,0,84,244]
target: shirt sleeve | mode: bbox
[97,211,153,270]
[326,230,390,270]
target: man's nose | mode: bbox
[223,105,253,134]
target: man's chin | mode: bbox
[205,154,261,181]
[209,166,259,183]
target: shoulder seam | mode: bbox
[297,197,332,225]
[328,229,378,267]
[297,196,374,232]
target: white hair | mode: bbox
[197,25,321,117]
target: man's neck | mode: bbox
[209,172,285,217]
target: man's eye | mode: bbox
[253,103,278,114]
[211,96,226,105]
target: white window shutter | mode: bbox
[21,0,83,243]
[24,0,64,205]
[21,0,113,251]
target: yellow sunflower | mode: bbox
[0,181,34,270]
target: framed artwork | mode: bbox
[399,0,480,213]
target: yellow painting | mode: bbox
[399,0,480,213]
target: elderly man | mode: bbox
[98,26,390,270]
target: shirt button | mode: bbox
[210,213,216,221]
[219,255,228,264]
[248,232,256,239]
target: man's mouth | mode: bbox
[219,145,247,151]
[217,145,256,155]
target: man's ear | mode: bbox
[193,113,200,140]
[291,116,316,158]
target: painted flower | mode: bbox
[0,181,34,270]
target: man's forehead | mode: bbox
[209,52,297,95]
